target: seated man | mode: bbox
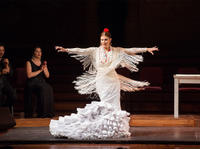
[0,44,17,113]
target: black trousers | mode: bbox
[0,79,16,108]
[24,80,54,118]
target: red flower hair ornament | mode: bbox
[104,28,109,32]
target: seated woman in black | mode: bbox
[24,46,54,118]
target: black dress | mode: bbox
[24,60,54,118]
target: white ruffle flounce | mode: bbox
[49,101,131,139]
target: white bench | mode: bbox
[173,74,200,118]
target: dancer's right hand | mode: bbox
[55,46,68,52]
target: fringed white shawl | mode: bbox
[68,46,149,95]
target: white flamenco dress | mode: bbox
[49,46,149,139]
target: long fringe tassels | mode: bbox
[73,71,97,94]
[117,74,149,92]
[71,54,95,72]
[120,52,143,72]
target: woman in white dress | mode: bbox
[49,28,158,139]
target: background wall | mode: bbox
[1,0,200,114]
[0,0,200,66]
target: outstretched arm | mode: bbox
[122,46,159,55]
[55,46,95,55]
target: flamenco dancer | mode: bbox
[49,28,158,139]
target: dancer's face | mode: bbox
[33,47,42,59]
[100,35,112,50]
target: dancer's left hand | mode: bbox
[147,46,159,55]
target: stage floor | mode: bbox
[13,114,200,127]
[0,127,200,145]
[1,115,200,149]
[1,126,200,145]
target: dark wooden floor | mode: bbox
[1,115,200,148]
[3,144,200,149]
